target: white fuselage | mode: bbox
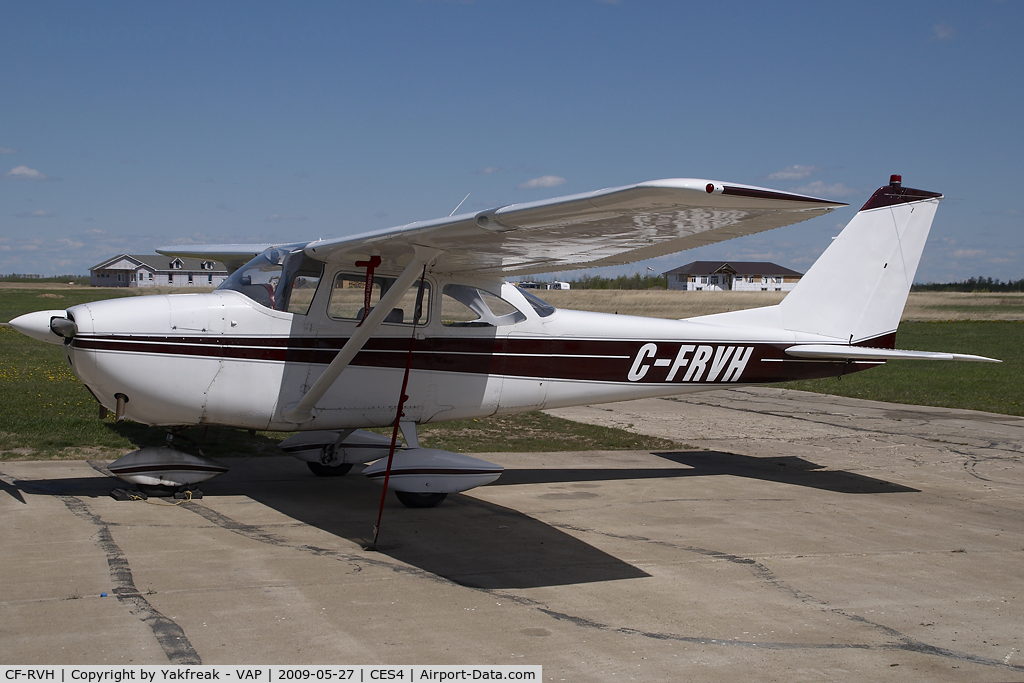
[62,274,849,431]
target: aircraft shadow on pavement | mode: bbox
[657,451,919,493]
[7,462,650,591]
[215,469,652,591]
[494,450,919,494]
[7,448,913,590]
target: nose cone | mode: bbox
[9,309,72,344]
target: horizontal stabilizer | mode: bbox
[785,345,1000,363]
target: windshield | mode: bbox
[217,244,325,313]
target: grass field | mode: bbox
[784,321,1024,416]
[2,287,1021,461]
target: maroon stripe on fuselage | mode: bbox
[856,331,896,350]
[72,333,887,384]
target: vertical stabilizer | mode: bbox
[778,176,942,345]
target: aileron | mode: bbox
[305,178,844,275]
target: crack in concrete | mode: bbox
[181,495,1023,673]
[0,470,202,665]
[6,461,1018,672]
[550,520,1024,672]
[59,496,202,665]
[669,392,1020,446]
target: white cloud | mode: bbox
[932,23,956,41]
[265,213,308,222]
[15,209,55,218]
[792,180,860,198]
[0,147,17,155]
[476,166,502,175]
[5,165,49,181]
[518,175,567,190]
[952,249,985,259]
[766,165,822,181]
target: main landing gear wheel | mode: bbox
[395,491,447,508]
[307,462,354,477]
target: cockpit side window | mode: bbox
[441,285,526,327]
[328,272,430,325]
[276,252,325,315]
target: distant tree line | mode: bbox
[1,274,90,285]
[568,273,668,290]
[913,277,1024,293]
[563,273,1024,292]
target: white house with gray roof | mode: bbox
[89,254,228,288]
[663,261,803,292]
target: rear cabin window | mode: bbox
[328,273,430,325]
[518,288,556,318]
[441,285,526,327]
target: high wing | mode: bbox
[307,179,844,275]
[155,243,278,273]
[159,179,844,275]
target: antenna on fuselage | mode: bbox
[449,193,470,216]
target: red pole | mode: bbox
[371,267,427,549]
[354,256,382,326]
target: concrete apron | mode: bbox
[0,387,1021,682]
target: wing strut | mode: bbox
[371,267,429,550]
[280,248,440,424]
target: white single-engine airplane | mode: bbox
[11,175,998,507]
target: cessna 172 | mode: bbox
[10,175,997,507]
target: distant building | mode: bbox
[515,281,571,290]
[90,254,228,288]
[663,261,803,292]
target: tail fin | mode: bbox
[691,176,943,344]
[777,176,942,345]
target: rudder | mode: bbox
[778,176,942,345]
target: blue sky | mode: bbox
[2,1,1021,282]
